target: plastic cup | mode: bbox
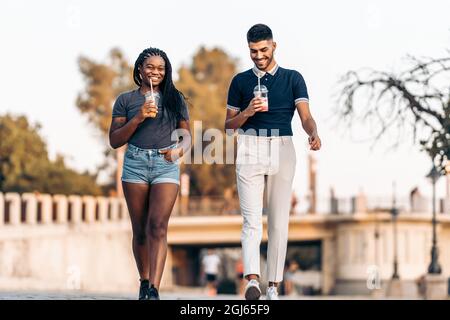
[144,92,157,118]
[253,85,268,112]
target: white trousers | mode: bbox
[236,134,296,282]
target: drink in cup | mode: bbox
[144,91,157,118]
[253,85,268,112]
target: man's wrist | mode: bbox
[241,110,250,119]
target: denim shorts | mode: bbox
[121,143,180,185]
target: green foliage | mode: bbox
[0,114,102,195]
[76,46,240,196]
[76,48,135,192]
[176,47,239,196]
[77,48,135,136]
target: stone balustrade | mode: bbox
[0,192,130,226]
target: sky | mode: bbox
[0,0,449,208]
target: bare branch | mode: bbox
[336,50,449,172]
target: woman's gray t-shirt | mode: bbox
[112,89,189,149]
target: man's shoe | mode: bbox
[138,280,150,300]
[266,286,279,300]
[244,279,261,300]
[149,284,160,300]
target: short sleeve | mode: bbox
[177,95,190,121]
[226,76,242,112]
[112,93,127,117]
[293,71,309,104]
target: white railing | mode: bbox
[0,192,129,226]
[1,192,448,225]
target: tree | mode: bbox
[337,53,450,174]
[176,47,239,196]
[77,48,134,135]
[76,46,240,196]
[76,48,135,193]
[0,114,102,195]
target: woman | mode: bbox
[109,47,191,300]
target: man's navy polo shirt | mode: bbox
[226,64,309,136]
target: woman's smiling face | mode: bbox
[139,55,166,88]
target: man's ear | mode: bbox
[272,41,277,51]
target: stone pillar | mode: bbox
[330,187,339,214]
[321,237,336,294]
[386,278,403,297]
[351,190,367,214]
[116,146,126,198]
[172,196,180,216]
[443,198,450,215]
[444,165,450,214]
[411,189,428,213]
[201,197,212,216]
[109,197,120,221]
[22,193,38,224]
[0,192,4,226]
[446,164,450,198]
[424,274,448,300]
[160,246,174,290]
[96,196,109,222]
[119,197,128,221]
[307,154,317,214]
[68,195,82,224]
[37,194,52,224]
[5,193,21,225]
[82,196,96,223]
[53,195,68,224]
[180,173,189,216]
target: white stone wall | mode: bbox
[1,192,449,296]
[0,192,155,294]
[335,217,449,282]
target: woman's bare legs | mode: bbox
[147,183,179,289]
[122,182,151,281]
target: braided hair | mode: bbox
[133,47,187,125]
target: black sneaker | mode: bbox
[148,284,160,300]
[138,280,150,300]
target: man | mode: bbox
[201,249,221,296]
[224,24,321,300]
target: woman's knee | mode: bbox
[132,225,147,245]
[147,219,168,239]
[133,231,147,245]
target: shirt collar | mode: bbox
[252,63,279,77]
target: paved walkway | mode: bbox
[0,290,421,300]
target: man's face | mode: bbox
[248,39,276,71]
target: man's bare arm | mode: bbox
[296,101,321,151]
[224,97,264,132]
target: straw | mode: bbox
[258,74,261,91]
[149,76,154,99]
